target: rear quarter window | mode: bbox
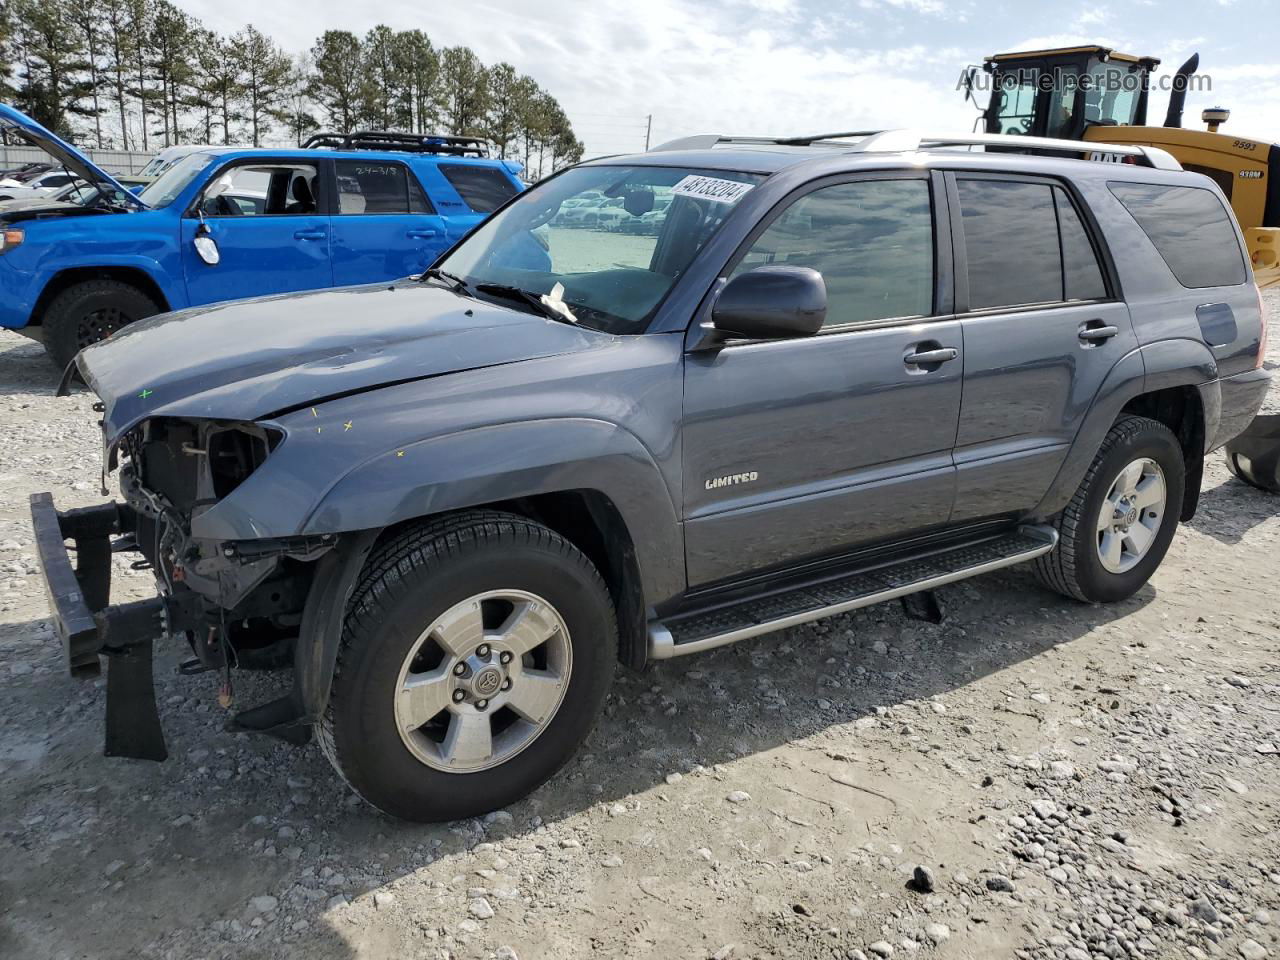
[1107,181,1247,288]
[438,164,518,213]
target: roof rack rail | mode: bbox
[301,130,490,158]
[650,129,1181,171]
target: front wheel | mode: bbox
[1035,415,1185,603]
[42,278,162,372]
[317,511,617,822]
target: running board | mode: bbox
[648,525,1057,660]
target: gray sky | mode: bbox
[185,0,1280,157]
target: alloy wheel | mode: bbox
[394,590,572,773]
[1096,457,1166,574]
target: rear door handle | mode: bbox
[904,347,959,366]
[294,228,326,240]
[1078,321,1119,342]
[406,228,440,239]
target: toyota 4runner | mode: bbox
[29,130,1270,822]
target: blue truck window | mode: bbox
[336,160,433,215]
[438,164,518,213]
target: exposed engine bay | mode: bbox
[117,417,332,678]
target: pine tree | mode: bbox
[229,25,291,146]
[439,46,489,137]
[99,0,134,149]
[149,0,192,146]
[308,30,362,132]
[484,63,521,159]
[66,4,105,147]
[391,30,438,133]
[359,24,397,129]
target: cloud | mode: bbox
[185,0,978,156]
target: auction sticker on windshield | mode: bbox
[671,175,754,204]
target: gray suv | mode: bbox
[31,130,1270,822]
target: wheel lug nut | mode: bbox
[501,679,512,691]
[499,651,512,665]
[452,689,466,703]
[453,662,467,676]
[476,699,489,710]
[477,644,490,658]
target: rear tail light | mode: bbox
[1257,283,1269,370]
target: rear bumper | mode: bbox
[1210,367,1273,452]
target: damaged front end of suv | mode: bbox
[27,273,608,765]
[33,412,363,759]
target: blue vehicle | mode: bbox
[0,105,524,369]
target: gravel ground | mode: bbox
[2,292,1279,960]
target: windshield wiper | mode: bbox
[474,283,578,324]
[419,268,470,294]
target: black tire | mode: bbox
[42,278,162,372]
[317,510,617,822]
[1225,450,1280,493]
[1034,415,1185,603]
[1224,413,1280,493]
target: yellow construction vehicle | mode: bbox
[966,45,1279,287]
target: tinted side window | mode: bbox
[732,179,934,327]
[957,179,1062,308]
[1054,188,1107,301]
[439,164,518,213]
[336,161,412,214]
[1108,182,1246,288]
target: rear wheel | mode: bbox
[42,278,162,372]
[318,511,617,822]
[1035,415,1185,603]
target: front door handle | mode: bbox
[1078,321,1119,343]
[904,346,959,366]
[406,228,440,239]
[294,228,326,241]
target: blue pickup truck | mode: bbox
[0,106,524,369]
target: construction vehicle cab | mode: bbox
[982,46,1160,141]
[973,45,1280,288]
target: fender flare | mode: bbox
[32,255,184,319]
[1031,338,1217,519]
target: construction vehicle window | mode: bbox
[992,72,1039,135]
[1108,182,1247,288]
[1084,62,1140,127]
[732,179,934,327]
[957,179,1063,308]
[1045,65,1080,139]
[439,165,519,213]
[1054,188,1107,300]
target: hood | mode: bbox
[78,281,609,444]
[0,104,146,210]
[0,199,105,221]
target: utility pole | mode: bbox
[645,114,652,151]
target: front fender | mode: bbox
[1031,338,1217,518]
[307,419,684,604]
[196,417,686,606]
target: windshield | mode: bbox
[437,164,763,334]
[137,152,216,208]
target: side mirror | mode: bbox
[193,214,220,265]
[711,265,826,340]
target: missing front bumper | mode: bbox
[29,492,186,761]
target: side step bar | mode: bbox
[648,525,1057,660]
